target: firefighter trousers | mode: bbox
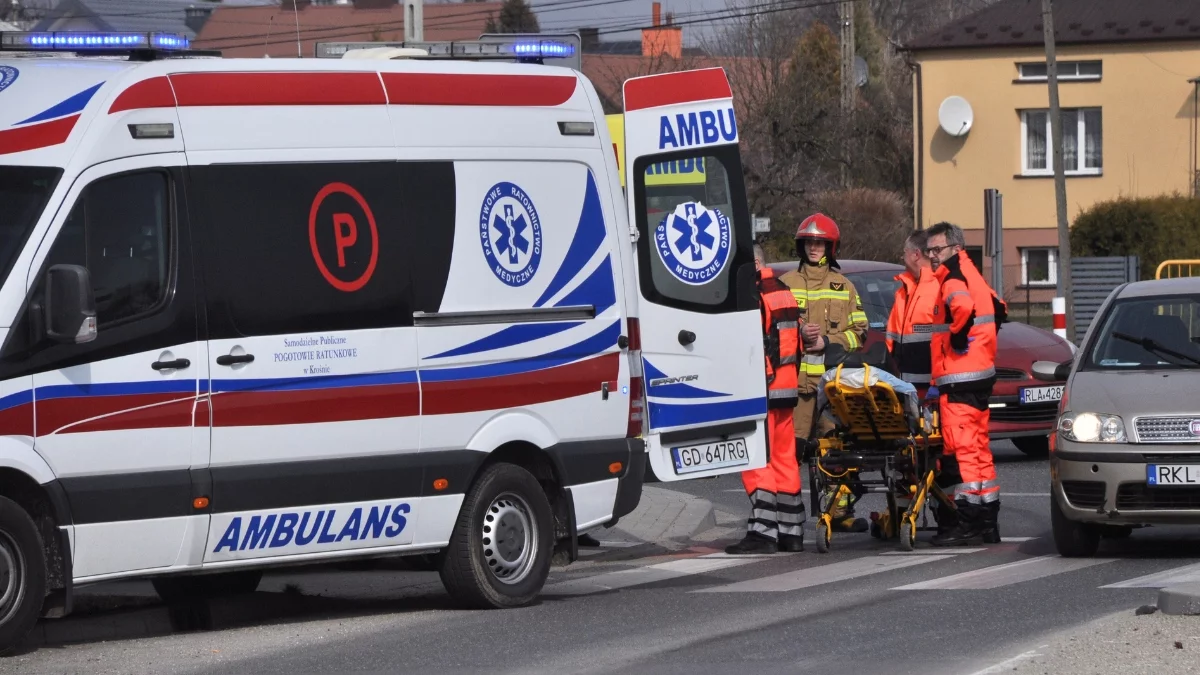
[939,391,999,506]
[742,407,805,540]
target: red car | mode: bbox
[769,259,1075,456]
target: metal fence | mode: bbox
[1072,256,1140,341]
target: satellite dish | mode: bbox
[854,55,868,88]
[938,96,974,137]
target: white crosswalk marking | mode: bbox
[1101,562,1200,589]
[892,555,1116,590]
[542,555,762,596]
[696,554,951,593]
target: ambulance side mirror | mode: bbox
[1032,359,1071,382]
[44,265,97,344]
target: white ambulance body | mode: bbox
[0,32,767,650]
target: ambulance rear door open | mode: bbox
[621,68,768,482]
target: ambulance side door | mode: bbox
[622,68,768,482]
[0,156,207,580]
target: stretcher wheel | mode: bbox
[815,519,831,554]
[900,520,916,551]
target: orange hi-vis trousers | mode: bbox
[741,408,805,540]
[939,393,999,504]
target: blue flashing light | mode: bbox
[509,40,575,59]
[0,31,190,52]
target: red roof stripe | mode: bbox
[109,76,177,114]
[381,72,577,107]
[0,115,79,156]
[623,68,731,112]
[169,72,387,107]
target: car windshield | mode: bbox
[0,166,61,287]
[844,270,901,330]
[1086,294,1200,370]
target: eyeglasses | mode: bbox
[924,244,956,256]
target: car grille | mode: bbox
[1116,484,1200,510]
[995,367,1027,380]
[989,403,1059,424]
[1134,417,1200,443]
[1062,481,1106,509]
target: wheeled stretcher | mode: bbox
[803,361,953,552]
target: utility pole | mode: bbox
[1042,0,1075,342]
[839,0,855,188]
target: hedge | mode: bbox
[1071,193,1200,280]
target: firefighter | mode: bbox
[727,245,805,554]
[780,214,869,532]
[925,221,1007,546]
[885,229,958,534]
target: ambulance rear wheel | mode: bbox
[0,496,46,656]
[439,462,553,609]
[151,570,263,604]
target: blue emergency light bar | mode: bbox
[0,31,191,52]
[316,37,576,62]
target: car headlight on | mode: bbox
[1058,412,1127,443]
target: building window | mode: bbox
[965,246,985,273]
[1018,60,1102,81]
[1021,247,1058,286]
[1022,108,1102,176]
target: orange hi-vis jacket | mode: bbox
[759,267,801,409]
[885,267,942,385]
[932,251,1008,393]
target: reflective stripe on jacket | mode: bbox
[931,251,1008,392]
[885,267,942,385]
[760,267,801,409]
[779,262,868,394]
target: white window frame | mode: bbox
[1017,60,1102,82]
[1020,107,1102,177]
[1020,247,1058,287]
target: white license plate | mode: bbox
[1147,464,1200,486]
[1020,385,1064,404]
[671,438,750,475]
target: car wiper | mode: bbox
[1112,331,1200,367]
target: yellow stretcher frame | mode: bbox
[808,364,952,552]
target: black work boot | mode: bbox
[934,502,959,536]
[725,532,778,554]
[577,532,602,548]
[931,502,984,547]
[777,533,805,552]
[981,501,1001,544]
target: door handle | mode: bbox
[678,330,696,346]
[151,358,191,371]
[216,353,255,366]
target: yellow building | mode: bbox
[906,0,1200,300]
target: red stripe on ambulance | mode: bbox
[109,76,177,113]
[623,68,732,112]
[169,72,387,107]
[380,73,576,107]
[0,114,79,156]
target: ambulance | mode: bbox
[0,30,765,650]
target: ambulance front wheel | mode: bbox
[439,462,553,609]
[0,495,47,656]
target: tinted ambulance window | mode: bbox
[0,166,62,290]
[190,162,414,336]
[633,146,753,313]
[45,171,171,325]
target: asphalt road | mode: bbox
[10,440,1200,675]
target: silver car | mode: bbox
[1033,277,1200,557]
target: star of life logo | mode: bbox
[0,66,17,94]
[654,202,732,285]
[480,182,543,287]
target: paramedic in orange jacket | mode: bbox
[925,222,1008,546]
[885,229,959,533]
[726,245,805,554]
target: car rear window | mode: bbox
[844,270,901,330]
[1085,294,1200,370]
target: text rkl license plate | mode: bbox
[672,438,749,475]
[1147,464,1200,486]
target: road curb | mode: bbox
[1158,582,1200,616]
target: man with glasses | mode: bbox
[924,222,1007,546]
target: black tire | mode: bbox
[438,463,553,609]
[1051,493,1100,557]
[0,496,47,656]
[1013,436,1050,458]
[152,570,263,604]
